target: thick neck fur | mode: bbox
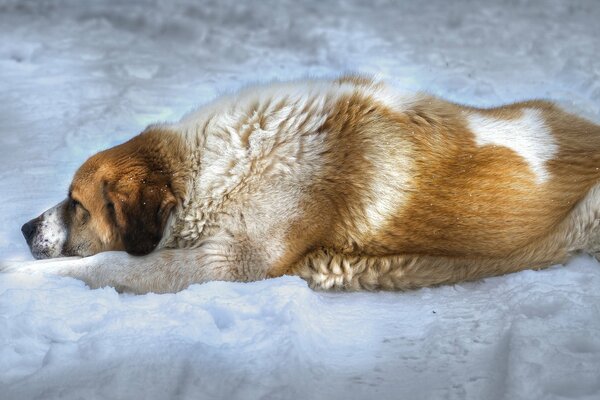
[157,77,396,249]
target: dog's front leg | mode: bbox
[3,235,268,294]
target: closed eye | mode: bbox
[69,196,89,215]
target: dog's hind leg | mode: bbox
[292,183,600,291]
[290,248,563,291]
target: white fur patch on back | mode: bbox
[467,108,557,184]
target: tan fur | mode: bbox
[65,129,188,256]
[17,76,600,294]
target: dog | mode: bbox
[14,76,600,294]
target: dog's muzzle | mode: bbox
[21,201,68,259]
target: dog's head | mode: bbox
[21,132,178,259]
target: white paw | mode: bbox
[0,257,83,275]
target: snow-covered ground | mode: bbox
[1,0,600,399]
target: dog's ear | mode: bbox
[104,181,176,256]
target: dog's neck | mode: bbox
[156,79,376,250]
[152,118,224,250]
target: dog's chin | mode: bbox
[30,248,86,260]
[30,249,53,260]
[29,244,65,260]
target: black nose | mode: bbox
[21,219,37,243]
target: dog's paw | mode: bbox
[0,260,34,273]
[0,257,83,274]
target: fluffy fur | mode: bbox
[15,76,600,294]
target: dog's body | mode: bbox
[15,76,600,294]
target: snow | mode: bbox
[1,0,600,399]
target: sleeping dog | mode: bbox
[16,76,600,294]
